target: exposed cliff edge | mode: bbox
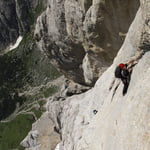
[54,0,150,149]
[34,0,139,85]
[22,0,150,150]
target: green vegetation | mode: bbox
[16,0,46,28]
[33,0,46,23]
[0,54,26,88]
[12,33,61,87]
[0,30,61,150]
[0,97,47,150]
[0,0,62,148]
[0,114,34,150]
[42,86,59,98]
[0,88,26,120]
[0,31,61,115]
[0,53,27,120]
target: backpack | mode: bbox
[115,66,122,78]
[121,69,129,78]
[115,65,130,79]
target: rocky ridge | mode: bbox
[35,0,139,85]
[53,0,150,149]
[23,0,150,150]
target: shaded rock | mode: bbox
[34,0,86,84]
[35,0,139,85]
[0,0,19,51]
[60,79,90,97]
[21,130,39,148]
[82,52,108,85]
[47,0,150,149]
[0,0,47,52]
[22,0,149,150]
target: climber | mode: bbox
[115,59,135,95]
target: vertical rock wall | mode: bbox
[35,0,139,85]
[21,0,150,150]
[47,0,149,149]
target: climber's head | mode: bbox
[119,63,126,69]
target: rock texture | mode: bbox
[0,0,47,51]
[45,0,149,149]
[35,0,139,85]
[22,0,150,150]
[0,0,19,51]
[21,113,60,150]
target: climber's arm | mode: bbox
[127,59,136,65]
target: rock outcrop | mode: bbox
[21,113,60,150]
[35,0,139,85]
[47,0,149,149]
[0,0,47,51]
[0,0,19,51]
[21,0,150,150]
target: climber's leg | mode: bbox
[121,78,129,96]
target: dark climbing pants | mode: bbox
[121,78,129,95]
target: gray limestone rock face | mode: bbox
[21,130,39,148]
[45,0,149,149]
[22,0,150,150]
[35,0,139,85]
[34,0,86,85]
[21,113,60,150]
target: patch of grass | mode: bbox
[34,109,43,119]
[16,0,46,27]
[38,100,46,107]
[24,0,46,26]
[0,54,26,89]
[0,88,26,120]
[42,86,59,98]
[31,100,47,119]
[0,18,61,150]
[0,114,35,150]
[32,108,43,119]
[0,99,47,150]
